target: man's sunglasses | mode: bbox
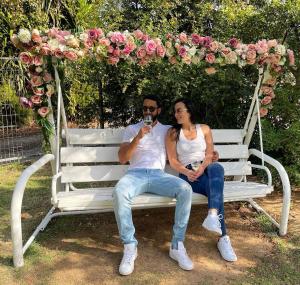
[143,106,157,112]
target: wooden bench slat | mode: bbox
[61,162,252,183]
[64,128,245,145]
[60,144,249,163]
[55,182,273,211]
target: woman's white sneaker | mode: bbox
[169,241,194,270]
[217,235,237,262]
[119,243,137,275]
[202,213,222,236]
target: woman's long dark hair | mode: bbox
[172,97,197,141]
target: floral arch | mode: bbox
[11,27,295,127]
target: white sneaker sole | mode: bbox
[119,252,138,276]
[169,251,194,271]
[217,245,237,262]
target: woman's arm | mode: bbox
[196,124,214,175]
[165,128,198,182]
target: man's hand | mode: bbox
[136,125,151,139]
[212,150,219,162]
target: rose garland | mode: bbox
[11,27,295,123]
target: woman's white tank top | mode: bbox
[176,124,206,166]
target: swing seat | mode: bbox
[11,127,291,267]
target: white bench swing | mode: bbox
[11,63,291,268]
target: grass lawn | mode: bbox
[0,161,299,285]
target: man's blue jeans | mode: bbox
[179,163,227,236]
[113,169,192,248]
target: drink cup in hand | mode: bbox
[143,115,153,126]
[191,161,201,171]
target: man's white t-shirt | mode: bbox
[122,121,170,170]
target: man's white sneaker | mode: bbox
[217,235,237,262]
[202,213,222,236]
[169,241,194,270]
[119,243,137,275]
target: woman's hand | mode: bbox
[194,165,205,178]
[184,169,198,182]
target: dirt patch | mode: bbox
[2,190,300,285]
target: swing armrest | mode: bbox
[249,164,272,186]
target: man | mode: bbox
[113,95,194,275]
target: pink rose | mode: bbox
[269,54,281,65]
[142,34,150,42]
[40,44,51,55]
[84,39,94,48]
[257,53,269,65]
[182,56,192,64]
[54,49,64,58]
[19,52,33,65]
[145,40,157,55]
[246,50,256,60]
[205,53,215,64]
[265,77,277,86]
[122,45,132,56]
[205,67,217,75]
[178,46,187,58]
[261,86,275,98]
[179,32,188,43]
[107,45,114,53]
[33,87,44,96]
[271,64,283,73]
[110,32,126,44]
[30,75,43,87]
[38,107,50,117]
[112,48,121,57]
[32,34,42,43]
[20,97,33,108]
[256,40,269,54]
[33,56,43,66]
[98,38,111,46]
[107,56,119,65]
[221,48,231,56]
[248,44,256,51]
[199,36,212,48]
[229,38,239,48]
[287,49,295,66]
[191,34,201,45]
[136,47,147,59]
[63,51,78,61]
[133,30,144,40]
[168,56,177,65]
[261,96,272,105]
[259,108,268,117]
[31,95,42,105]
[43,73,53,83]
[165,41,172,49]
[88,28,103,40]
[267,39,278,48]
[156,45,166,57]
[210,41,219,52]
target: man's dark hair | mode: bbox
[142,95,161,107]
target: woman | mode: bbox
[165,97,237,262]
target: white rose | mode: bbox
[79,33,88,41]
[18,28,31,43]
[275,45,286,56]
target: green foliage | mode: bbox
[257,85,300,185]
[0,83,33,126]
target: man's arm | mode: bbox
[118,125,150,164]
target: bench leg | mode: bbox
[12,207,55,267]
[248,198,289,236]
